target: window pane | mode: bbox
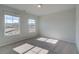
[28,19,36,24]
[12,16,19,23]
[28,19,36,33]
[5,15,12,23]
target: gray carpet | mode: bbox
[0,37,78,54]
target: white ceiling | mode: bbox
[5,4,75,16]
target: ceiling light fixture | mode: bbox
[37,4,42,8]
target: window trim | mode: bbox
[4,14,20,36]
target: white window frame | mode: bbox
[4,15,20,36]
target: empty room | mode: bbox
[0,4,79,54]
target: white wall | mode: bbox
[39,8,76,43]
[76,5,79,53]
[0,5,39,47]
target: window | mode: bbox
[4,15,20,36]
[28,19,36,32]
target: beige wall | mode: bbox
[39,8,76,43]
[76,5,79,53]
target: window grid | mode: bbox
[28,19,36,33]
